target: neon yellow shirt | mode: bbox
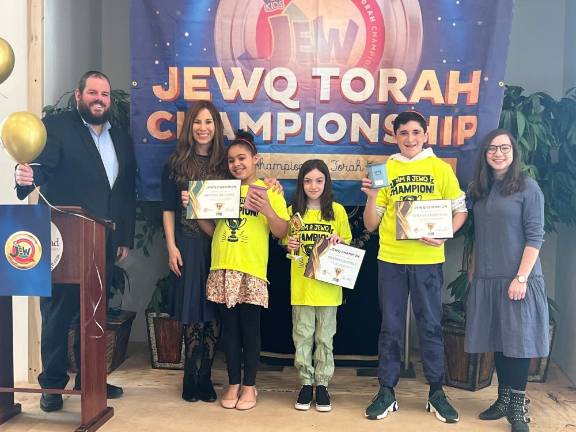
[376,152,464,264]
[287,203,352,306]
[211,179,289,282]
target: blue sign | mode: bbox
[0,205,51,297]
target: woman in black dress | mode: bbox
[465,129,549,432]
[162,100,228,402]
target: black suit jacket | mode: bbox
[16,110,136,251]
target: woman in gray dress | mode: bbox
[465,129,549,432]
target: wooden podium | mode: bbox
[0,206,114,431]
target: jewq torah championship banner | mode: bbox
[131,0,513,204]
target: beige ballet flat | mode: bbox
[236,387,258,411]
[220,385,241,409]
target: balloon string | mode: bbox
[35,183,105,340]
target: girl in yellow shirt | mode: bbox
[286,159,352,412]
[198,131,289,411]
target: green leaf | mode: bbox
[516,110,526,138]
[500,110,513,131]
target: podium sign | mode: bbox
[0,206,114,432]
[0,205,51,296]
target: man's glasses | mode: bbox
[487,144,512,154]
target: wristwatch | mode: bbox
[515,274,527,283]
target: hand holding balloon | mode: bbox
[0,112,47,164]
[15,163,34,186]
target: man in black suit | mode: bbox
[15,71,136,412]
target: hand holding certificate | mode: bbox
[304,238,366,289]
[395,199,453,240]
[186,180,241,219]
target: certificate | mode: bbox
[395,199,453,240]
[303,238,366,289]
[186,180,241,219]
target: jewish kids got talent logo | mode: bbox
[4,231,43,270]
[214,0,423,81]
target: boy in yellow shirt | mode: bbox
[361,111,467,423]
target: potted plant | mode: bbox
[441,215,496,391]
[67,265,137,373]
[145,274,185,369]
[134,201,186,369]
[442,86,576,389]
[105,265,137,371]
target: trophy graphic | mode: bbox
[334,267,343,282]
[215,202,224,216]
[286,212,305,261]
[426,222,436,236]
[225,218,247,242]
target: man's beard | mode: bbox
[77,99,110,126]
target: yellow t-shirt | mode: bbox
[211,179,289,282]
[376,154,463,264]
[287,203,352,306]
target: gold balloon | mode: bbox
[0,112,47,164]
[0,37,16,85]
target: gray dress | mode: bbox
[465,177,549,358]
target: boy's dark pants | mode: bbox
[377,261,445,388]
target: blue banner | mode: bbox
[131,0,514,204]
[0,205,51,297]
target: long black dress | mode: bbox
[161,157,217,325]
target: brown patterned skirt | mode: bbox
[206,269,268,308]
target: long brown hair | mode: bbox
[168,100,227,183]
[292,159,335,221]
[468,128,525,201]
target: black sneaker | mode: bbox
[315,385,332,412]
[294,385,313,411]
[40,394,63,412]
[427,389,459,423]
[365,386,398,420]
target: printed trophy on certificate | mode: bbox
[286,212,305,261]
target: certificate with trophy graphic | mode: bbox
[187,180,241,219]
[303,238,366,289]
[395,199,453,240]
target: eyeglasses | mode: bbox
[487,144,512,154]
